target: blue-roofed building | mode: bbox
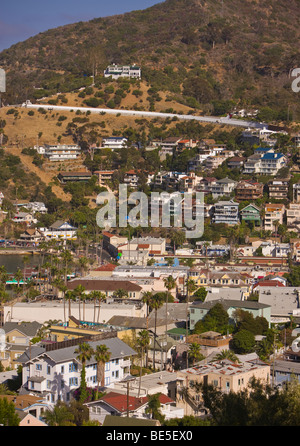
[259,152,286,175]
[254,147,274,156]
[244,150,286,176]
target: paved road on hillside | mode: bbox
[20,103,268,129]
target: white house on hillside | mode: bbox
[18,337,136,407]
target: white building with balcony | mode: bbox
[212,200,239,225]
[19,337,136,407]
[104,64,141,79]
[35,144,81,161]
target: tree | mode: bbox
[163,275,176,364]
[145,393,165,423]
[75,342,94,403]
[142,291,153,330]
[73,284,86,321]
[0,397,20,426]
[149,293,164,370]
[113,288,129,299]
[193,287,207,302]
[93,344,111,399]
[232,329,256,354]
[188,342,203,366]
[214,349,240,362]
[194,302,229,335]
[43,400,75,426]
[185,279,197,367]
[137,330,150,396]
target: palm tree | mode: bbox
[113,288,129,300]
[149,293,164,371]
[73,285,86,322]
[14,268,23,297]
[93,344,111,399]
[60,249,73,285]
[185,279,197,368]
[137,330,150,397]
[43,401,75,426]
[78,256,89,277]
[188,342,203,366]
[145,393,164,423]
[141,291,153,330]
[89,291,106,324]
[214,349,240,363]
[75,342,94,403]
[163,275,176,366]
[65,290,75,319]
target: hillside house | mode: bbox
[40,220,77,240]
[211,177,237,199]
[36,144,81,161]
[240,204,261,227]
[176,359,271,416]
[264,204,285,232]
[57,171,92,183]
[104,64,141,79]
[268,178,290,200]
[212,200,239,225]
[235,180,264,202]
[18,337,136,406]
[85,391,182,424]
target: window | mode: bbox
[36,364,42,371]
[47,365,51,375]
[47,380,51,389]
[61,366,64,374]
[69,363,78,372]
[105,362,110,371]
[69,377,78,386]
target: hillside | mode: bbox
[0,0,300,122]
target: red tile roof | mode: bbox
[99,392,174,413]
[253,280,285,288]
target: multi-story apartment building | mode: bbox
[39,220,77,240]
[36,144,81,161]
[104,64,141,79]
[240,204,261,227]
[259,152,287,175]
[286,203,300,227]
[176,358,271,416]
[101,137,128,150]
[235,180,264,202]
[94,170,114,187]
[19,337,136,406]
[212,200,239,225]
[211,177,237,199]
[243,151,286,176]
[268,178,290,200]
[264,203,285,232]
[205,155,227,171]
[243,153,262,174]
[293,181,300,202]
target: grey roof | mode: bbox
[258,287,300,317]
[19,337,137,365]
[274,359,300,374]
[3,321,42,337]
[103,415,159,427]
[191,298,270,311]
[149,303,188,323]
